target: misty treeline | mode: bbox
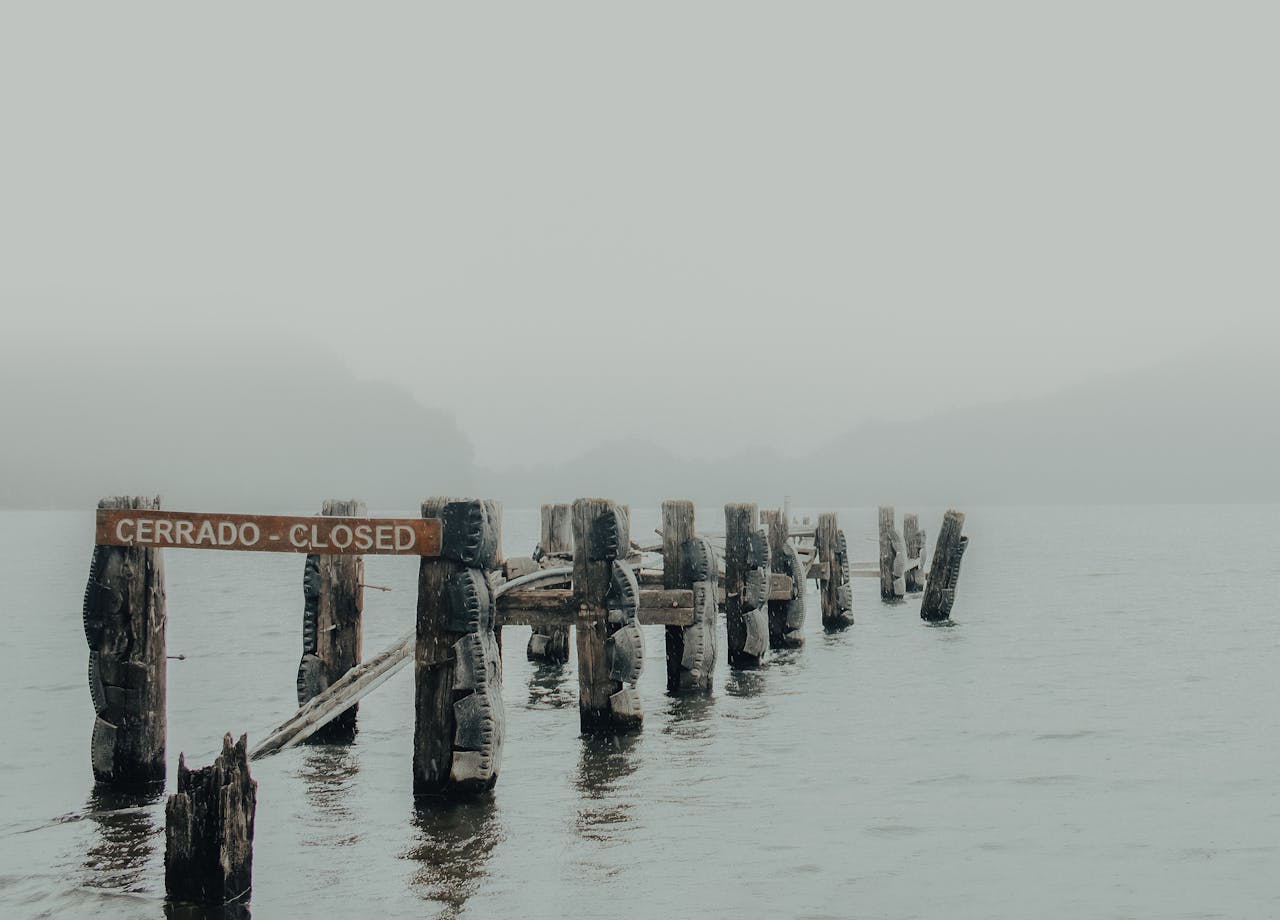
[2,338,1275,510]
[0,337,474,512]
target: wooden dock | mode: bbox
[80,495,968,906]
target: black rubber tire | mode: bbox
[445,568,493,632]
[588,505,629,562]
[439,499,501,568]
[88,651,107,714]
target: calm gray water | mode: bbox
[0,505,1276,919]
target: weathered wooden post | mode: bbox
[662,500,717,691]
[920,510,968,623]
[815,512,854,629]
[527,503,573,662]
[573,498,643,731]
[764,509,805,648]
[165,732,256,906]
[878,506,908,599]
[724,502,769,668]
[84,495,167,786]
[297,499,365,742]
[413,498,505,796]
[904,513,926,593]
[877,506,896,599]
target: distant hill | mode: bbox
[7,340,1272,512]
[481,346,1280,507]
[0,337,475,511]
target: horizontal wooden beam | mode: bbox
[497,588,696,627]
[715,572,794,604]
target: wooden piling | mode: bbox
[297,499,365,742]
[662,499,716,691]
[165,732,256,906]
[527,503,572,662]
[662,500,692,691]
[816,512,854,629]
[904,513,926,593]
[573,498,642,732]
[84,495,167,786]
[764,509,805,647]
[724,502,768,668]
[920,510,968,623]
[413,497,505,797]
[878,506,908,599]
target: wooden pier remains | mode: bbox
[662,500,718,692]
[413,497,505,796]
[567,499,640,729]
[877,506,929,600]
[903,512,926,593]
[67,496,977,916]
[815,512,854,628]
[75,494,970,906]
[764,509,805,647]
[723,502,769,667]
[297,499,365,742]
[84,495,167,786]
[83,497,968,801]
[165,732,256,906]
[920,509,968,623]
[526,503,572,662]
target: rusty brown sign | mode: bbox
[95,509,442,556]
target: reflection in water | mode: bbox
[406,797,502,919]
[574,733,641,843]
[527,660,576,709]
[297,745,360,828]
[164,899,252,920]
[763,646,807,677]
[663,693,715,738]
[724,668,768,699]
[82,786,162,894]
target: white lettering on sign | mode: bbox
[95,509,442,556]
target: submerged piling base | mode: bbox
[165,733,257,907]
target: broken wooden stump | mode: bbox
[724,502,769,668]
[764,509,805,648]
[904,513,927,593]
[527,503,572,662]
[297,498,365,743]
[85,495,167,786]
[165,732,256,906]
[921,510,968,623]
[816,512,854,629]
[413,497,505,797]
[574,498,643,732]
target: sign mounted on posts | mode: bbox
[95,509,442,556]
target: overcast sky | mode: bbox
[3,3,1275,467]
